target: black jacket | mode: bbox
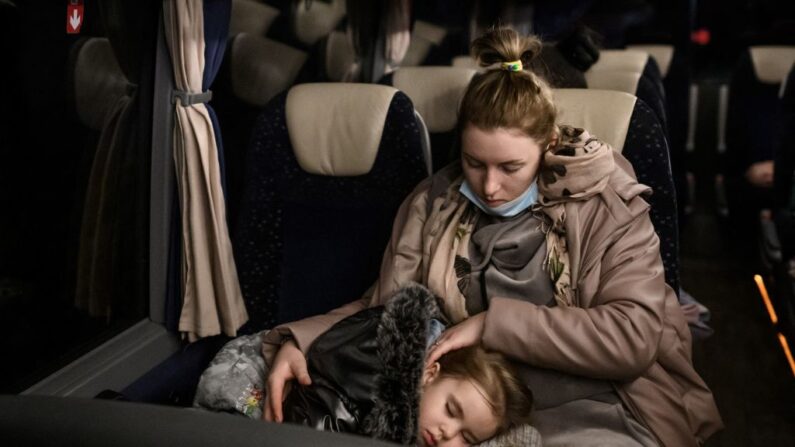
[282,284,443,445]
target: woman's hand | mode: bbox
[426,312,487,365]
[263,339,311,423]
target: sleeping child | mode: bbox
[194,284,539,447]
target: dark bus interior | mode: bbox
[1,0,794,445]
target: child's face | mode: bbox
[417,364,500,447]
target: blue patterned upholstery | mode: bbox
[623,98,680,293]
[234,90,427,333]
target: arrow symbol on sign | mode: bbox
[69,9,81,31]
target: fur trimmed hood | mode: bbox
[282,283,443,444]
[361,283,443,444]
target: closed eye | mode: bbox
[464,157,485,169]
[501,165,521,173]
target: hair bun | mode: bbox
[471,27,542,69]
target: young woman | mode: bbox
[262,28,723,446]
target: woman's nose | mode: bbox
[483,171,500,197]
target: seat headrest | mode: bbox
[749,46,795,84]
[584,70,642,95]
[325,31,357,82]
[413,20,447,46]
[230,34,308,106]
[588,50,649,75]
[627,44,673,77]
[402,36,434,67]
[286,83,399,176]
[392,67,477,133]
[451,56,483,71]
[294,0,346,46]
[73,38,129,131]
[553,89,637,152]
[229,0,280,37]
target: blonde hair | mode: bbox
[458,28,558,146]
[437,346,534,431]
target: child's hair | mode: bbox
[437,346,534,431]
[458,27,558,147]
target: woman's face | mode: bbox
[460,125,544,206]
[417,365,500,447]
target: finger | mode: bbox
[268,379,285,422]
[263,398,273,421]
[426,339,454,366]
[293,363,312,387]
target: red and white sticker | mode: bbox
[66,0,84,34]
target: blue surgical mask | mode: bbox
[459,179,538,217]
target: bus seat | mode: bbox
[402,20,452,67]
[213,33,308,230]
[725,46,795,230]
[585,68,668,131]
[234,83,427,331]
[384,66,477,171]
[451,55,481,71]
[554,89,679,293]
[293,0,346,47]
[588,49,649,74]
[750,46,795,85]
[228,0,280,37]
[628,44,691,224]
[588,49,666,108]
[626,44,673,78]
[229,34,308,107]
[321,30,357,82]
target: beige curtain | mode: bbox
[163,0,248,341]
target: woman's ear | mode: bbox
[422,362,441,386]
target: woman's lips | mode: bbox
[423,429,437,446]
[484,198,506,207]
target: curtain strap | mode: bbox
[171,89,213,106]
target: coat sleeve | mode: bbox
[369,178,431,306]
[481,206,668,381]
[262,179,432,366]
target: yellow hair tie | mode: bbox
[501,60,523,72]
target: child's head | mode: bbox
[418,346,533,446]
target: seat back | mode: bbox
[387,67,477,171]
[626,45,673,78]
[626,44,691,223]
[402,21,449,67]
[726,46,795,175]
[234,83,427,331]
[322,30,357,82]
[293,0,346,47]
[228,34,308,107]
[587,49,668,131]
[228,0,280,37]
[588,49,649,74]
[212,33,308,229]
[554,88,679,292]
